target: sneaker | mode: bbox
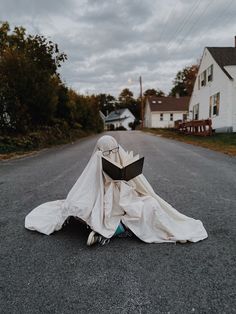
[87,231,110,246]
[117,230,133,238]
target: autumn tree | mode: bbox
[169,64,199,97]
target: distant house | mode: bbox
[189,39,236,132]
[144,96,189,128]
[105,108,135,130]
[99,110,106,129]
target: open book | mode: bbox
[102,151,144,181]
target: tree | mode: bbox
[0,22,67,133]
[55,82,71,122]
[118,88,140,120]
[169,64,199,97]
[70,94,103,133]
[96,93,116,116]
[118,88,134,106]
[144,88,165,97]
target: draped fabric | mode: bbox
[25,135,208,243]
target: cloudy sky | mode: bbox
[1,0,236,97]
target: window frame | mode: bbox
[193,103,199,120]
[201,71,206,87]
[207,65,213,82]
[209,92,220,117]
[198,75,200,90]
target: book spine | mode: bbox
[121,167,126,181]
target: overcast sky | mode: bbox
[1,0,236,97]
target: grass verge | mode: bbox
[143,128,236,156]
[0,126,96,160]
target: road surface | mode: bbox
[1,131,236,314]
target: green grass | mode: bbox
[143,128,236,156]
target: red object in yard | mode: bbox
[175,119,212,136]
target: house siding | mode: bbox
[144,98,188,128]
[151,112,186,128]
[105,108,135,130]
[120,109,135,130]
[144,100,152,127]
[189,48,236,132]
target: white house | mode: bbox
[189,41,236,132]
[144,96,189,128]
[105,108,135,130]
[99,110,106,129]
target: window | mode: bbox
[209,93,220,118]
[209,92,220,117]
[201,71,206,87]
[193,104,199,120]
[183,114,187,121]
[160,113,163,121]
[207,65,213,82]
[170,113,173,121]
[198,75,200,90]
[209,96,212,117]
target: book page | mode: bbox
[123,150,133,165]
[123,152,140,167]
[102,155,122,168]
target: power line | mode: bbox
[157,0,179,44]
[166,0,202,50]
[175,0,215,50]
[187,0,235,50]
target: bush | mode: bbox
[0,126,92,154]
[115,126,127,131]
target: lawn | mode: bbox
[143,128,236,156]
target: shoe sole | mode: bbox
[87,231,96,246]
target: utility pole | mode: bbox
[139,76,144,128]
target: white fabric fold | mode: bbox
[25,135,208,243]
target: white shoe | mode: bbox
[87,231,110,246]
[87,231,98,246]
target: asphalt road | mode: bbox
[1,131,236,314]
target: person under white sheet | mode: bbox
[25,135,208,246]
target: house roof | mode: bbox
[105,108,130,122]
[147,96,190,112]
[207,47,236,80]
[99,110,106,121]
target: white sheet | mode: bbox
[25,135,208,243]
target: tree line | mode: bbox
[0,22,104,135]
[0,22,199,136]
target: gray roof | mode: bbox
[105,109,129,122]
[207,47,236,80]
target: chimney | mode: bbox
[235,36,236,48]
[175,92,180,99]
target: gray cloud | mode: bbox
[1,0,236,96]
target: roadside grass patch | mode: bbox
[0,126,95,160]
[143,128,236,156]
